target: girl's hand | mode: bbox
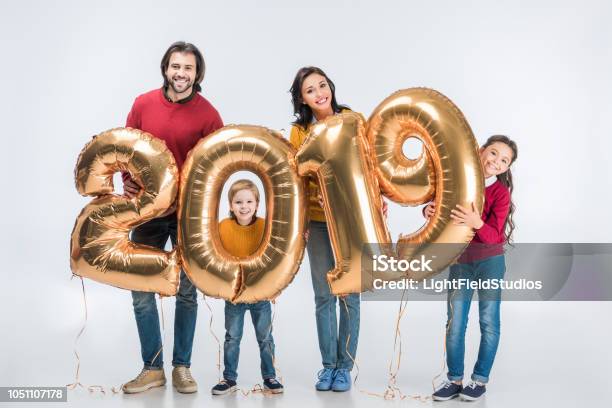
[450,203,484,229]
[382,199,388,218]
[304,229,310,243]
[423,203,435,219]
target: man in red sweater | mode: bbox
[121,41,223,394]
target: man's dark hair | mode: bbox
[160,41,205,92]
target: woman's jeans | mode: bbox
[307,221,360,370]
[446,255,505,384]
[130,214,198,370]
[223,300,276,381]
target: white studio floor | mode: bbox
[1,261,610,408]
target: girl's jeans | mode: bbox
[446,255,505,384]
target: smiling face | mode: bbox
[300,73,334,120]
[230,188,258,226]
[480,141,514,178]
[164,51,196,99]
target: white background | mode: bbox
[0,0,611,407]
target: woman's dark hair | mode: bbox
[160,41,205,93]
[290,66,349,129]
[482,135,518,243]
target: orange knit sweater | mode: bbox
[218,217,265,257]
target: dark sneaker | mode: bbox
[331,368,351,392]
[315,368,335,391]
[460,381,486,401]
[263,378,284,394]
[432,380,462,401]
[211,379,237,395]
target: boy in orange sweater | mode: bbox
[211,179,283,395]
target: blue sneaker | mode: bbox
[331,368,351,392]
[432,380,462,401]
[315,368,335,391]
[460,381,486,401]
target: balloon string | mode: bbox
[268,300,282,383]
[146,295,166,369]
[357,287,431,403]
[111,295,167,394]
[202,293,222,382]
[340,296,359,385]
[235,300,282,397]
[66,276,108,395]
[432,287,457,392]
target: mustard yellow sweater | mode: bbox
[219,217,265,257]
[289,109,366,223]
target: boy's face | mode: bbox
[231,189,258,225]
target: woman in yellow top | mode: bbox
[211,179,284,395]
[288,66,359,392]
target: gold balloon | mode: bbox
[178,125,307,303]
[70,128,180,296]
[383,88,484,280]
[366,96,436,205]
[295,113,392,295]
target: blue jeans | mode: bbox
[223,300,276,381]
[130,213,198,370]
[307,221,360,370]
[446,255,505,384]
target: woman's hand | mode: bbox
[423,203,435,219]
[450,203,484,229]
[123,177,142,198]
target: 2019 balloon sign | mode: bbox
[70,88,484,301]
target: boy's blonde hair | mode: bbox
[227,179,260,220]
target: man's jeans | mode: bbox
[130,213,198,370]
[223,300,276,381]
[446,255,505,384]
[306,221,360,370]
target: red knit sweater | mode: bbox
[458,179,511,263]
[124,88,223,171]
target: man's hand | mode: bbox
[123,178,142,198]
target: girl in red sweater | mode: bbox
[428,135,518,402]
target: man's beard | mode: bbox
[168,78,193,95]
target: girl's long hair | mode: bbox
[482,135,518,243]
[289,66,349,129]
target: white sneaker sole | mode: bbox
[460,393,484,401]
[432,393,460,401]
[173,382,198,394]
[212,385,237,395]
[264,385,284,394]
[122,379,166,394]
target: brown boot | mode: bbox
[172,366,198,393]
[122,368,166,394]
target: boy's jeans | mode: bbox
[130,213,198,369]
[446,255,505,384]
[223,300,276,381]
[306,221,360,370]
